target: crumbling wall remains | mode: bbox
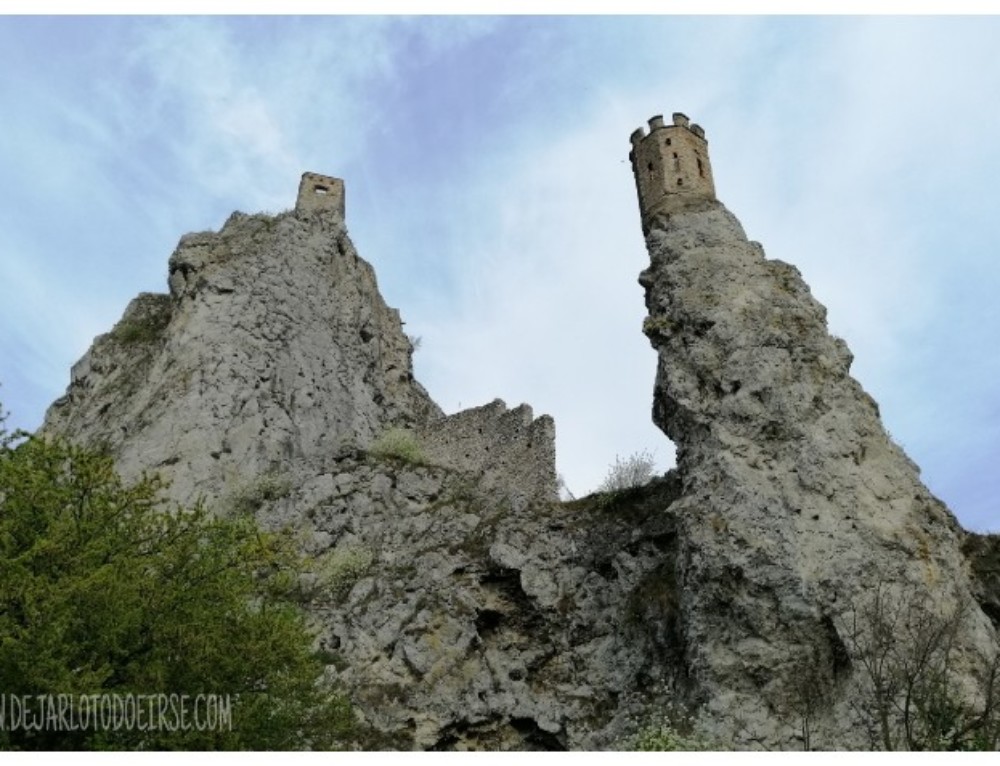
[420,399,557,508]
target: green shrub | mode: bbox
[228,471,292,515]
[111,309,171,345]
[0,419,358,749]
[598,450,656,493]
[368,427,424,464]
[310,545,375,600]
[632,715,712,751]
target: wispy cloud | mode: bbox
[1,17,998,528]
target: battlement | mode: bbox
[629,112,715,232]
[420,399,557,508]
[296,172,345,218]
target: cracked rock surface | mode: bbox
[257,455,684,749]
[44,208,441,507]
[639,201,999,747]
[41,202,662,749]
[40,191,1000,750]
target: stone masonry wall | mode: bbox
[420,399,558,508]
[629,112,716,232]
[296,172,346,217]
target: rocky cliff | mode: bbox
[41,143,1000,750]
[639,198,998,747]
[43,195,555,513]
[44,205,441,508]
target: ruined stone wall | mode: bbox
[420,399,558,508]
[296,171,345,217]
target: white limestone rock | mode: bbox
[639,201,999,748]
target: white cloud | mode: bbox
[393,17,1000,518]
[2,16,999,528]
[406,95,673,495]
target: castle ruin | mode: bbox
[629,112,715,233]
[296,171,345,217]
[419,399,557,509]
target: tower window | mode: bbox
[697,158,704,177]
[677,178,684,186]
[673,152,678,158]
[665,138,672,146]
[314,185,329,195]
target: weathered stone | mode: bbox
[44,206,441,508]
[421,399,558,507]
[42,187,556,512]
[259,451,686,750]
[37,145,1000,751]
[632,112,999,748]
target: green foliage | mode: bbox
[631,708,713,751]
[0,397,26,451]
[633,723,707,751]
[227,471,292,516]
[642,315,677,339]
[111,309,171,346]
[0,423,358,750]
[307,545,375,602]
[593,485,645,513]
[368,428,424,465]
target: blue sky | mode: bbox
[1,15,999,531]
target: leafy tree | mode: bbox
[0,402,358,750]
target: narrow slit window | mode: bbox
[697,158,704,177]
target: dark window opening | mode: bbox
[647,161,655,178]
[314,185,329,195]
[697,158,704,177]
[665,138,672,146]
[677,178,684,186]
[672,152,678,158]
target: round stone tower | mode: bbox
[629,112,716,233]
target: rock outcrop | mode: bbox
[39,133,1000,750]
[253,451,682,749]
[44,173,627,749]
[44,205,441,507]
[638,190,998,748]
[39,177,665,747]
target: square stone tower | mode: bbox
[296,172,345,217]
[629,112,715,233]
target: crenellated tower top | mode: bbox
[629,112,716,233]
